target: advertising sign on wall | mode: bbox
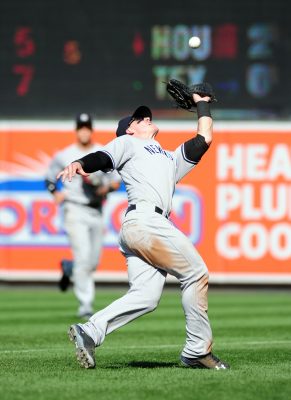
[1,123,290,283]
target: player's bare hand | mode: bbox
[53,191,66,204]
[56,161,89,182]
[96,185,109,196]
[193,93,211,103]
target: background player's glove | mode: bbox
[84,172,103,187]
[166,79,217,112]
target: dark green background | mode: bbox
[0,0,290,119]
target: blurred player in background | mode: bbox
[45,113,120,318]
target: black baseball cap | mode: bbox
[76,113,93,130]
[116,106,152,137]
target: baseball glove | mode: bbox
[166,79,217,112]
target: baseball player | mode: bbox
[45,113,120,318]
[57,95,229,369]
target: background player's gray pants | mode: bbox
[64,202,103,315]
[85,209,213,358]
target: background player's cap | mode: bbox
[76,113,93,130]
[116,106,152,137]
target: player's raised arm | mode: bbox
[179,94,213,166]
[56,151,113,183]
[193,93,213,145]
[166,79,215,165]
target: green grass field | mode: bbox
[0,287,291,400]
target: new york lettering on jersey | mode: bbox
[144,144,173,160]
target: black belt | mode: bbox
[125,204,170,219]
[66,200,102,211]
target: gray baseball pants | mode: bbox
[84,206,213,358]
[64,202,103,315]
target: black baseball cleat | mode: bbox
[68,324,96,369]
[181,353,230,370]
[58,274,70,292]
[58,259,73,292]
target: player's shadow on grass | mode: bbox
[104,361,178,369]
[129,361,177,368]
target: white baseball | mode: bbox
[188,36,201,49]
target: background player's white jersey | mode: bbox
[100,135,197,214]
[46,143,119,206]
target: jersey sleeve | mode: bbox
[98,136,132,171]
[174,143,198,183]
[45,151,64,183]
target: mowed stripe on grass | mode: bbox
[0,288,291,400]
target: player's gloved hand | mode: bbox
[166,79,216,112]
[56,161,90,183]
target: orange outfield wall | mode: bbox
[0,128,291,281]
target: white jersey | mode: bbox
[46,143,120,207]
[100,135,196,214]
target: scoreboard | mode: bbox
[0,0,290,119]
